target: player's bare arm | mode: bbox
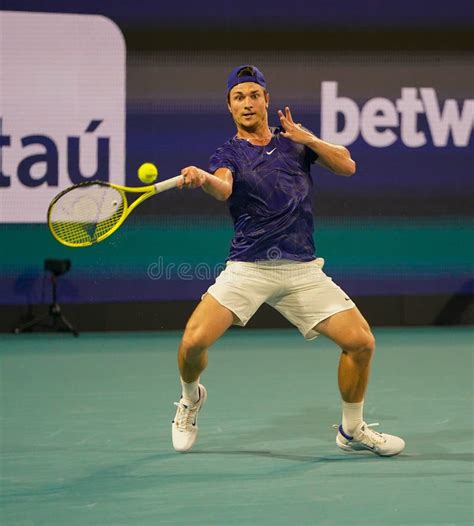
[278,106,356,176]
[178,166,233,201]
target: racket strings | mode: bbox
[49,184,126,246]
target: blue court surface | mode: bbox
[1,327,473,525]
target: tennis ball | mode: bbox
[138,162,158,184]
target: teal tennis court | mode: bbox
[1,327,472,525]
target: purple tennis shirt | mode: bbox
[209,126,318,261]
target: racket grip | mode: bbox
[153,175,183,194]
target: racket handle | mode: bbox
[153,175,183,194]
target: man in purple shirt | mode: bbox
[172,65,405,457]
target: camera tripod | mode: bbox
[14,272,79,337]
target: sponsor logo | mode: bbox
[0,119,110,189]
[0,12,125,223]
[321,81,473,148]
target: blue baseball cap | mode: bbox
[227,65,266,94]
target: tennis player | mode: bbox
[172,65,405,456]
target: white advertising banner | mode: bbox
[0,11,126,222]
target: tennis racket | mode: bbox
[47,176,183,247]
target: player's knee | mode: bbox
[180,327,209,357]
[344,328,375,357]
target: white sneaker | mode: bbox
[335,422,405,456]
[172,384,207,453]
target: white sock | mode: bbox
[180,378,200,403]
[342,400,364,436]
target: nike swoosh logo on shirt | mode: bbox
[265,148,277,155]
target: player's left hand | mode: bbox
[278,106,315,146]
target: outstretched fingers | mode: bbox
[284,106,295,124]
[278,106,299,136]
[277,107,313,145]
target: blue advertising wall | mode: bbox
[0,3,473,326]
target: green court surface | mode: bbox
[1,328,473,526]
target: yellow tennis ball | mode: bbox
[138,162,158,184]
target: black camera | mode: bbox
[44,259,71,276]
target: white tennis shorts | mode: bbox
[206,258,355,340]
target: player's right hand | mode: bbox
[178,166,208,189]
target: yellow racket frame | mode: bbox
[47,176,182,248]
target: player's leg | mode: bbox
[315,306,374,404]
[172,261,279,452]
[180,260,276,388]
[172,293,236,453]
[268,260,404,456]
[268,261,372,403]
[179,292,237,387]
[315,308,405,456]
